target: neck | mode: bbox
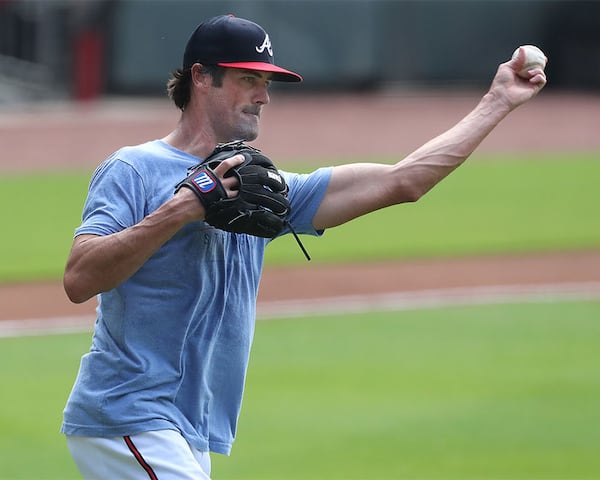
[162,114,217,159]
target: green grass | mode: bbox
[218,300,600,479]
[0,333,89,479]
[1,154,599,281]
[1,300,600,479]
[0,170,91,282]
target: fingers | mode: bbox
[212,153,245,176]
[527,67,547,86]
[506,45,547,86]
[507,46,526,72]
[212,154,244,196]
[512,65,547,89]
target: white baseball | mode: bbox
[511,45,547,78]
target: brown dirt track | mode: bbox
[1,90,599,326]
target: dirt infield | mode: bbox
[2,90,600,174]
[1,90,599,324]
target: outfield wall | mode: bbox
[1,0,599,102]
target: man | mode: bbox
[61,14,546,480]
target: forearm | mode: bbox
[392,91,513,200]
[64,194,198,303]
[383,49,546,205]
[313,92,516,229]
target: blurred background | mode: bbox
[1,0,599,106]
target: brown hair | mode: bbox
[166,65,226,111]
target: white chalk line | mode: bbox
[2,282,600,338]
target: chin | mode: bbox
[237,129,259,142]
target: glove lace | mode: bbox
[285,221,311,261]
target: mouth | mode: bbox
[243,107,261,118]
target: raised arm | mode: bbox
[312,48,547,230]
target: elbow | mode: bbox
[63,270,94,304]
[386,172,431,205]
[402,189,425,204]
[394,183,428,204]
[63,234,105,303]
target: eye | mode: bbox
[241,74,271,89]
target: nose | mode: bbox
[256,87,270,106]
[254,78,270,105]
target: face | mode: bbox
[204,68,272,142]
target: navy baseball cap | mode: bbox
[183,14,302,82]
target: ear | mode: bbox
[191,64,211,88]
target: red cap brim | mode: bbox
[218,61,302,82]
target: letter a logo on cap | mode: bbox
[255,34,273,57]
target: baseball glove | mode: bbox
[175,141,289,238]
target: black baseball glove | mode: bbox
[175,141,290,238]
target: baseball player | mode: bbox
[61,14,546,479]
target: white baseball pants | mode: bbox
[66,429,211,479]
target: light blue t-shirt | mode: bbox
[61,140,332,455]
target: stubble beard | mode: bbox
[235,124,259,142]
[237,107,261,141]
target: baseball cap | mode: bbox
[183,14,302,82]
